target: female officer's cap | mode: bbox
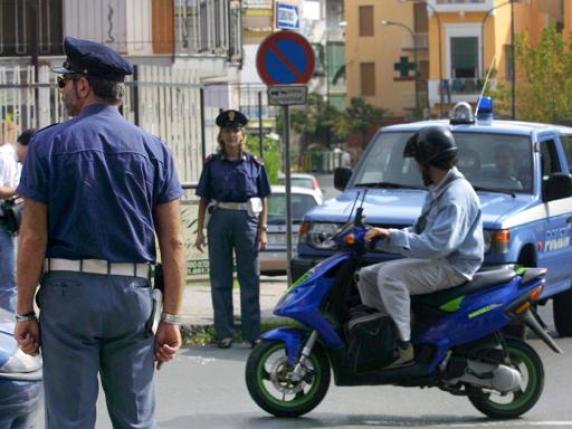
[52,37,133,82]
[216,110,248,129]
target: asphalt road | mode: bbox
[86,302,572,429]
[94,337,572,429]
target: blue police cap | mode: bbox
[215,110,248,129]
[52,37,133,82]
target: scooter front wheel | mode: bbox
[245,340,331,417]
[467,338,544,419]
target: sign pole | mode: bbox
[255,29,316,287]
[283,105,293,286]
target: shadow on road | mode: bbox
[160,413,492,428]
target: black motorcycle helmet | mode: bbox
[403,126,458,168]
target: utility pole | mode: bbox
[511,0,516,119]
[30,0,40,126]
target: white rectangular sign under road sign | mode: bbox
[267,85,308,106]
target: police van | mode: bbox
[292,98,572,337]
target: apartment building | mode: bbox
[345,0,572,119]
[0,0,244,182]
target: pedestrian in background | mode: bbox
[14,37,186,429]
[0,120,19,312]
[15,129,36,163]
[195,109,270,349]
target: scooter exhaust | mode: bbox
[519,310,563,354]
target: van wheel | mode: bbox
[553,288,572,337]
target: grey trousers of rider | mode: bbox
[357,258,466,342]
[38,271,156,429]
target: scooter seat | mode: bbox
[412,266,517,308]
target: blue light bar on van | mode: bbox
[476,96,494,122]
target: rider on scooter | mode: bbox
[358,125,485,369]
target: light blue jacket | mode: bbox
[377,167,484,280]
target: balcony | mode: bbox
[428,78,494,107]
[427,0,494,13]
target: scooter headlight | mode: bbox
[305,223,341,249]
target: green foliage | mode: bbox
[248,134,282,184]
[334,97,386,148]
[288,93,343,148]
[493,23,572,122]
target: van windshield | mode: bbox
[352,132,533,193]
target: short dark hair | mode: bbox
[86,76,124,103]
[17,129,36,146]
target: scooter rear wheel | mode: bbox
[245,340,331,417]
[467,338,544,419]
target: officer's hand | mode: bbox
[15,320,41,356]
[258,230,268,250]
[364,227,390,243]
[154,323,182,370]
[194,231,206,253]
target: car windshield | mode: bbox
[268,193,318,224]
[352,131,533,193]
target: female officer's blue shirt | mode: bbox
[196,153,271,202]
[17,104,183,263]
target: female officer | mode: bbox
[195,109,271,348]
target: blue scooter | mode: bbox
[246,200,562,419]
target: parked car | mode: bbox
[260,185,321,275]
[292,98,572,337]
[277,173,324,203]
[0,309,43,428]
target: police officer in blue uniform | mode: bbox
[14,37,186,428]
[195,110,271,348]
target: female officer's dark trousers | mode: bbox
[207,207,260,341]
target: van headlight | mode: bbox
[483,229,510,254]
[303,223,341,249]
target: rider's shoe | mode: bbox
[384,342,415,370]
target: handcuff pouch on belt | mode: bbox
[145,263,164,336]
[0,198,23,234]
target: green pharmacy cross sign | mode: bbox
[394,56,416,80]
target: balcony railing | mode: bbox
[428,0,494,13]
[428,78,494,106]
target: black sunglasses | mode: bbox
[57,74,82,89]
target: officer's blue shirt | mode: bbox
[17,103,183,262]
[377,167,484,280]
[196,153,271,202]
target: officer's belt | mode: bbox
[44,258,150,279]
[217,201,249,210]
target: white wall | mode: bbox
[63,0,152,56]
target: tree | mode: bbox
[494,23,572,123]
[288,93,342,149]
[334,97,386,149]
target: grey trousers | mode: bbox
[357,258,466,342]
[207,208,260,341]
[38,271,155,429]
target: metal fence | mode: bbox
[0,64,279,183]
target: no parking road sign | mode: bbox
[256,30,315,86]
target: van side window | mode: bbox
[540,140,562,178]
[561,135,572,174]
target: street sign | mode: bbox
[256,30,315,85]
[276,2,300,30]
[267,85,308,106]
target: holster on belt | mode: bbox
[145,263,164,336]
